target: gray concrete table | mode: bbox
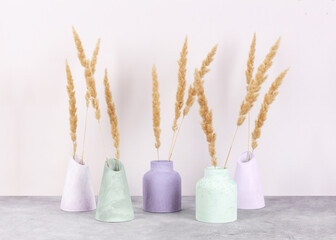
[0,197,335,240]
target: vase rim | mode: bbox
[150,160,173,163]
[105,158,123,172]
[238,151,256,165]
[204,166,229,177]
[150,160,174,170]
[205,166,228,171]
[71,155,88,167]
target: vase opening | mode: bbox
[150,160,173,171]
[239,151,255,164]
[106,158,123,172]
[204,166,229,177]
[72,155,87,167]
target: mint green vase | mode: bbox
[196,167,237,223]
[96,159,134,222]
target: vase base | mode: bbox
[238,203,265,210]
[60,206,96,212]
[95,216,134,223]
[143,208,182,213]
[196,216,237,224]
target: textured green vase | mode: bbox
[95,159,134,222]
[196,167,237,223]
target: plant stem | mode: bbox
[98,120,109,168]
[168,116,184,161]
[81,106,89,165]
[224,126,238,169]
[157,148,159,161]
[248,112,251,160]
[168,130,176,160]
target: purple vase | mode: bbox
[143,160,181,213]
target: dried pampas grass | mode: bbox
[104,69,120,161]
[72,27,87,68]
[152,65,161,160]
[182,44,217,117]
[168,44,218,160]
[90,39,101,75]
[84,59,101,120]
[84,59,109,167]
[225,35,282,168]
[66,60,78,158]
[168,37,188,160]
[194,69,217,167]
[183,85,197,117]
[172,36,188,132]
[245,33,256,156]
[245,33,256,87]
[237,37,281,126]
[252,68,288,150]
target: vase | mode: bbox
[196,166,237,223]
[234,151,265,209]
[95,158,134,222]
[60,155,96,212]
[143,160,181,213]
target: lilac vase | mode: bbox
[234,151,265,209]
[60,155,96,212]
[143,160,181,213]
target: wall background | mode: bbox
[0,0,335,196]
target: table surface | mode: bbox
[0,196,335,240]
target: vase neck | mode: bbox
[204,166,229,178]
[150,160,173,171]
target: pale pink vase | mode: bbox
[60,155,96,212]
[234,151,265,209]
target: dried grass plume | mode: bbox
[182,44,218,117]
[65,60,78,157]
[84,59,101,120]
[246,33,256,87]
[152,65,161,152]
[90,39,101,75]
[172,36,188,131]
[104,69,120,160]
[72,27,87,67]
[194,69,217,167]
[237,37,281,126]
[252,68,288,150]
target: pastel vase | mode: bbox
[95,159,134,222]
[60,155,96,212]
[143,160,181,213]
[196,167,237,223]
[234,151,265,209]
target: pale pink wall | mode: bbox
[0,0,335,196]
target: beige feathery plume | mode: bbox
[84,59,100,120]
[252,68,288,150]
[172,36,188,131]
[183,84,197,116]
[182,44,218,117]
[104,69,120,160]
[199,44,218,78]
[194,69,217,167]
[246,33,256,87]
[90,39,101,75]
[246,33,256,155]
[65,60,78,158]
[152,65,161,159]
[85,91,90,107]
[72,27,87,67]
[237,37,281,126]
